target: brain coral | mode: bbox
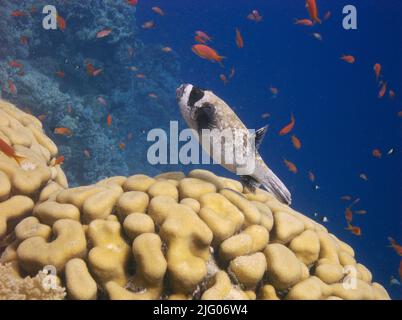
[0,100,391,300]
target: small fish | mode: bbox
[195,31,212,42]
[323,11,331,21]
[229,66,235,79]
[96,29,112,39]
[220,74,228,85]
[345,207,353,223]
[54,127,72,137]
[284,159,298,174]
[294,19,313,26]
[235,28,244,48]
[8,60,23,69]
[0,137,25,164]
[341,195,352,201]
[57,15,66,31]
[279,113,295,136]
[306,0,321,24]
[345,223,361,236]
[373,63,381,81]
[191,44,225,65]
[107,114,112,127]
[291,135,302,150]
[389,89,395,99]
[127,0,138,6]
[92,68,103,77]
[340,55,355,64]
[388,237,402,256]
[359,173,368,181]
[321,216,329,223]
[161,47,172,53]
[312,33,322,41]
[354,210,367,215]
[136,73,146,79]
[313,212,319,217]
[313,185,320,191]
[152,7,164,16]
[11,10,25,17]
[372,148,382,159]
[97,96,107,106]
[127,66,138,72]
[20,36,29,45]
[55,71,65,78]
[194,35,207,44]
[83,149,91,158]
[142,21,155,29]
[148,93,158,99]
[269,86,279,96]
[308,170,316,182]
[86,63,95,76]
[8,80,17,95]
[118,142,126,150]
[387,148,395,156]
[261,112,270,119]
[54,155,65,165]
[378,82,387,98]
[390,276,401,286]
[247,10,263,22]
[350,197,361,207]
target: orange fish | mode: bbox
[161,47,172,52]
[118,142,126,150]
[107,114,112,127]
[247,10,263,22]
[279,113,295,135]
[306,0,321,24]
[229,66,235,79]
[54,155,65,165]
[372,149,382,159]
[55,71,65,78]
[345,223,361,236]
[84,149,91,158]
[340,55,355,64]
[54,127,72,137]
[270,86,279,96]
[195,35,207,44]
[220,74,228,85]
[152,7,164,16]
[389,90,395,99]
[8,60,23,69]
[378,82,387,98]
[345,207,353,223]
[323,11,331,21]
[284,159,298,174]
[388,238,402,256]
[8,80,17,95]
[11,10,25,17]
[0,137,25,164]
[291,135,302,150]
[235,28,244,48]
[86,63,95,75]
[57,15,66,31]
[308,170,316,182]
[294,19,313,26]
[96,29,112,39]
[195,31,212,42]
[20,36,29,45]
[127,0,138,6]
[191,44,225,66]
[373,63,381,81]
[142,21,155,29]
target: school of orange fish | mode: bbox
[1,0,401,282]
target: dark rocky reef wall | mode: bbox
[0,0,181,186]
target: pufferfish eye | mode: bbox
[188,87,205,106]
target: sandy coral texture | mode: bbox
[0,100,391,300]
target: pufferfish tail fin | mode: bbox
[240,169,292,205]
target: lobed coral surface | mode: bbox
[0,101,391,300]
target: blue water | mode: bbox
[138,0,402,299]
[0,0,401,299]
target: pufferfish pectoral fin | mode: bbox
[253,125,269,150]
[192,102,217,131]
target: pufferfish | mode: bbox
[176,83,291,205]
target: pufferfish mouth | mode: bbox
[176,84,189,101]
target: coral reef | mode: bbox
[0,101,391,300]
[0,0,181,186]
